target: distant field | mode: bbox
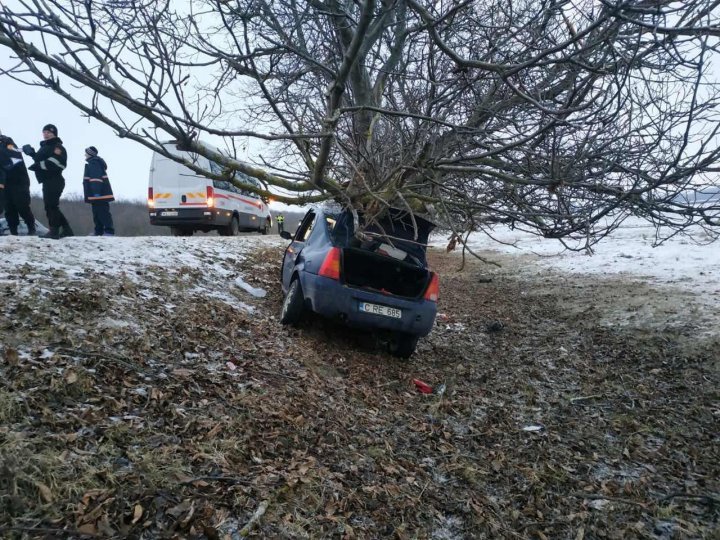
[25,195,306,237]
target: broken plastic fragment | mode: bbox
[413,379,433,394]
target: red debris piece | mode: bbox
[412,379,433,394]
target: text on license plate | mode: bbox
[161,211,179,217]
[359,302,402,319]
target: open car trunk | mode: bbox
[342,248,430,298]
[330,207,436,298]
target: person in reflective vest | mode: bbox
[22,124,73,239]
[83,146,115,236]
[276,213,285,234]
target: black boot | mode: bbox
[41,228,60,240]
[26,222,37,236]
[59,226,74,238]
[9,228,18,236]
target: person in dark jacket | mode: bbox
[0,134,37,235]
[22,124,73,239]
[83,146,115,236]
[0,159,5,220]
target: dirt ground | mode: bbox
[0,241,718,539]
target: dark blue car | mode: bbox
[279,206,439,358]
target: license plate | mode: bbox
[161,211,178,217]
[359,302,402,319]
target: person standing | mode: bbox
[83,146,115,236]
[0,157,5,224]
[276,213,285,234]
[0,134,37,235]
[22,124,73,239]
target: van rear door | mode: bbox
[151,144,209,210]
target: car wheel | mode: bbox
[389,333,419,359]
[171,226,193,237]
[280,278,305,325]
[220,216,239,236]
[261,219,270,235]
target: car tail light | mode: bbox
[423,272,439,302]
[319,247,341,280]
[147,187,155,208]
[206,186,214,207]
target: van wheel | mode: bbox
[261,220,270,235]
[388,333,419,359]
[280,278,305,326]
[220,216,239,236]
[171,227,193,237]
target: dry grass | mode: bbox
[0,243,718,538]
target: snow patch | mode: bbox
[0,236,284,318]
[189,287,255,313]
[433,219,720,328]
[235,276,267,298]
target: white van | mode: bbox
[148,142,272,236]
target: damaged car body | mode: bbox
[279,206,439,358]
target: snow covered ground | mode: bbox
[0,235,285,314]
[433,220,720,307]
[0,235,283,277]
[2,223,717,324]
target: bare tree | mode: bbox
[1,0,719,247]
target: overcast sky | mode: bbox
[0,75,153,202]
[0,75,304,213]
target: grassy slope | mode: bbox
[0,242,718,538]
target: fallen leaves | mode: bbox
[0,243,717,538]
[131,504,143,525]
[35,482,53,504]
[64,370,78,384]
[2,347,19,366]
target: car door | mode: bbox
[281,210,316,291]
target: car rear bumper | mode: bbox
[149,207,232,226]
[302,274,436,336]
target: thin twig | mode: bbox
[569,394,603,403]
[0,526,98,537]
[659,492,720,505]
[240,499,270,536]
[56,347,143,373]
[180,476,254,486]
[572,493,648,508]
[416,480,430,501]
[251,368,299,381]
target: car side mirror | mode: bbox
[280,230,292,240]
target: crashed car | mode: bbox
[279,206,439,358]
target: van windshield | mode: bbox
[209,160,224,176]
